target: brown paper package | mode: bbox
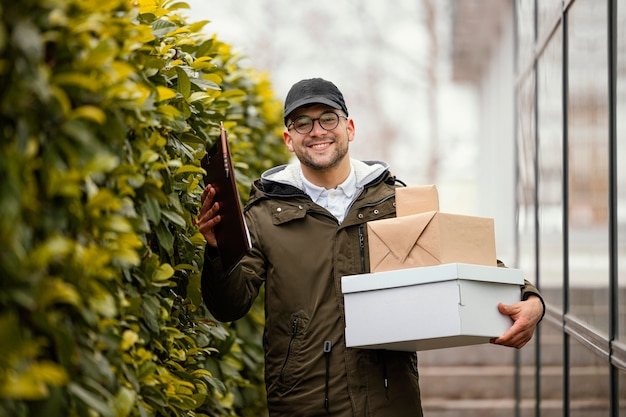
[367,185,497,273]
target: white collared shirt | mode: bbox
[301,166,359,224]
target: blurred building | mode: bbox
[419,0,625,416]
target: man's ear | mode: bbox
[283,130,295,153]
[346,118,355,143]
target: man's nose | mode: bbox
[310,119,327,135]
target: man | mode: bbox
[198,78,545,417]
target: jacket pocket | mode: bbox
[278,314,303,392]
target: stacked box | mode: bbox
[368,185,496,272]
[342,263,524,351]
[342,185,523,351]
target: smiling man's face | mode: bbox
[283,104,354,173]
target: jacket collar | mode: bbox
[245,159,392,210]
[260,159,389,192]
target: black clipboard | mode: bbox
[201,123,251,274]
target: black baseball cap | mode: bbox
[283,78,348,125]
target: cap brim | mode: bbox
[284,96,343,121]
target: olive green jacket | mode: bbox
[201,160,542,417]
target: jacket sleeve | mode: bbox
[200,211,266,322]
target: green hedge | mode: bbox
[0,0,288,416]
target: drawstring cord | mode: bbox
[323,340,332,412]
[323,345,391,411]
[381,350,390,399]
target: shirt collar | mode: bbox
[300,165,357,201]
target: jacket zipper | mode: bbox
[323,340,332,411]
[279,317,299,384]
[358,224,366,273]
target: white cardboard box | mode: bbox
[341,263,524,351]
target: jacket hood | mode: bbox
[260,159,389,191]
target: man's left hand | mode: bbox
[490,295,544,349]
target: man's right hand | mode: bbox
[198,184,221,247]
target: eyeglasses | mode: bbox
[287,111,347,134]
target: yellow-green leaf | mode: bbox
[121,330,139,351]
[156,86,177,102]
[0,361,68,400]
[189,91,211,102]
[153,263,174,281]
[53,73,98,92]
[174,165,204,175]
[69,105,106,124]
[88,189,121,212]
[157,104,182,118]
[188,20,209,33]
[220,89,246,99]
[36,278,81,309]
[202,73,222,85]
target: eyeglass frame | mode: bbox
[286,111,348,134]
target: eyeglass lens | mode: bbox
[292,112,341,134]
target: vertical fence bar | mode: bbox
[607,0,618,415]
[512,2,522,417]
[561,1,571,416]
[532,0,542,415]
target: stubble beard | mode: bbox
[295,138,349,172]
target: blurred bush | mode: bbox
[0,0,288,415]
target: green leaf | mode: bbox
[190,77,220,91]
[67,383,113,417]
[12,20,43,60]
[176,67,191,99]
[162,210,186,228]
[150,19,178,37]
[144,197,162,224]
[140,295,161,332]
[113,386,136,417]
[87,286,117,318]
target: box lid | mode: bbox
[341,263,524,294]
